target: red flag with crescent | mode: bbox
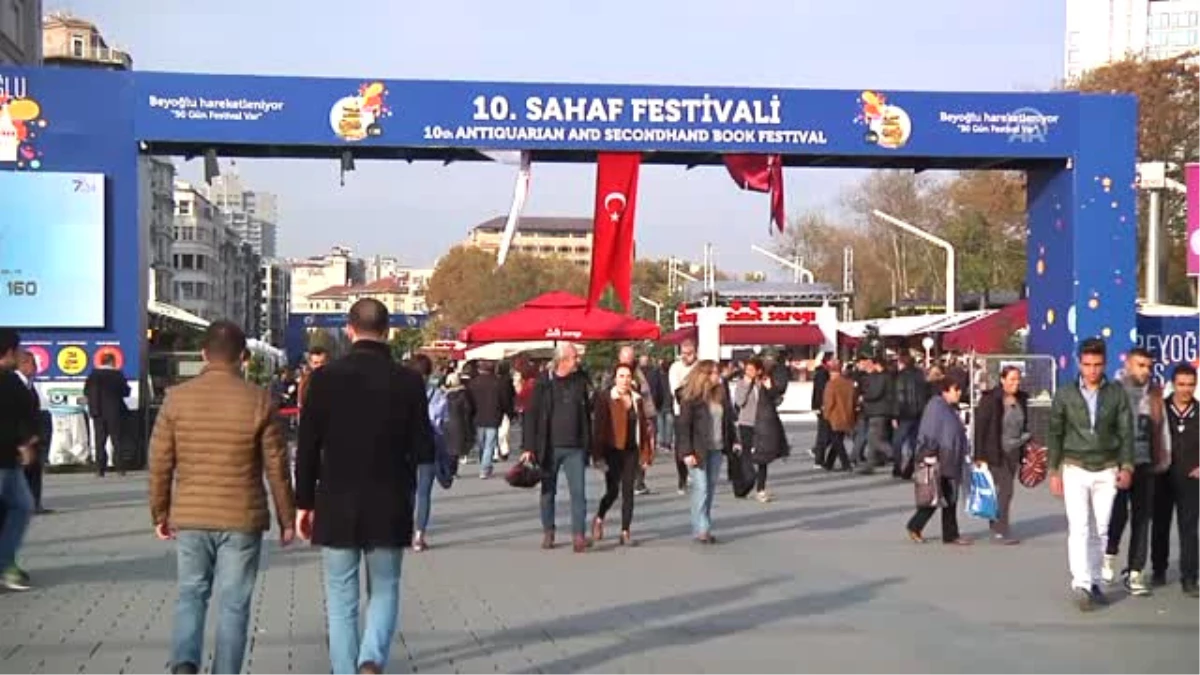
[587,152,641,312]
[723,154,786,233]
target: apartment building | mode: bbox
[1065,0,1199,80]
[41,11,130,70]
[466,216,593,267]
[198,169,280,258]
[141,156,177,304]
[172,180,260,331]
[259,260,290,347]
[0,0,40,65]
[287,246,366,313]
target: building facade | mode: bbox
[198,169,279,258]
[259,260,290,348]
[1065,0,1199,80]
[41,11,131,70]
[140,155,176,303]
[0,0,41,65]
[466,216,593,267]
[172,180,260,331]
[287,246,365,313]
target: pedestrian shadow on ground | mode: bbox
[29,550,176,586]
[1011,513,1066,540]
[404,575,900,673]
[41,487,148,513]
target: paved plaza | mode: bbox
[1,424,1197,673]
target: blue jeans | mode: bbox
[475,426,499,472]
[540,446,587,537]
[171,530,263,674]
[656,409,674,448]
[415,462,436,533]
[687,451,723,538]
[0,468,32,570]
[322,547,404,674]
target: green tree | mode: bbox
[937,171,1027,298]
[388,327,426,361]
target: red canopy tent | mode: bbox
[941,300,1028,353]
[458,291,661,343]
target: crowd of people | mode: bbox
[0,308,1196,673]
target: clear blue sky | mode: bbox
[65,0,1065,274]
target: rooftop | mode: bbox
[473,216,592,234]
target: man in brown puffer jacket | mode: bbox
[148,320,295,675]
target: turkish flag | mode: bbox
[723,154,786,232]
[588,152,641,311]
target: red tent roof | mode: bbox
[941,300,1028,353]
[458,291,661,343]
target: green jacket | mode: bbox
[1048,378,1133,473]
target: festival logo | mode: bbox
[56,345,88,376]
[856,91,911,150]
[329,81,390,142]
[0,90,48,169]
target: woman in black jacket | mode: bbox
[973,366,1031,544]
[676,360,737,544]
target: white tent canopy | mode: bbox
[838,310,992,339]
[148,300,210,329]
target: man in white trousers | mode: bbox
[1048,337,1133,612]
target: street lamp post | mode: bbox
[637,295,662,325]
[870,209,957,315]
[749,244,815,283]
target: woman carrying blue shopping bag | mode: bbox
[905,378,974,546]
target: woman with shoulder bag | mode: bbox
[973,366,1031,544]
[591,363,654,546]
[906,378,974,546]
[676,360,737,544]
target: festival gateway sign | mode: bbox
[132,73,1076,157]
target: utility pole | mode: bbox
[871,209,957,314]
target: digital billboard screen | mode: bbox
[0,171,106,328]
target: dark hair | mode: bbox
[202,320,248,364]
[99,352,117,367]
[937,377,960,394]
[0,328,19,358]
[348,298,389,336]
[999,365,1022,381]
[1078,337,1107,359]
[820,351,833,364]
[308,345,328,357]
[613,362,635,379]
[410,353,434,378]
[898,353,915,368]
[1127,347,1152,362]
[744,357,765,373]
[1172,363,1197,382]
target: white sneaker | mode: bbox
[755,491,772,503]
[1101,554,1117,585]
[1127,570,1151,597]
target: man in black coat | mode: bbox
[83,352,129,476]
[16,350,51,513]
[890,353,927,479]
[521,343,593,553]
[295,299,434,675]
[810,353,832,464]
[0,328,37,591]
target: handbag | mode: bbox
[1019,441,1048,488]
[913,458,942,509]
[505,456,541,489]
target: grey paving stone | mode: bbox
[2,424,1197,673]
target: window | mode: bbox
[1174,12,1190,27]
[1151,31,1169,46]
[70,34,85,57]
[1067,31,1079,47]
[1170,30,1193,46]
[177,201,192,216]
[9,3,21,49]
[1155,12,1171,28]
[1067,48,1080,63]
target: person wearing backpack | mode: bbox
[891,353,927,479]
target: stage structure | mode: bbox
[0,67,1139,396]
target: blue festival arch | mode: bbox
[0,67,1137,387]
